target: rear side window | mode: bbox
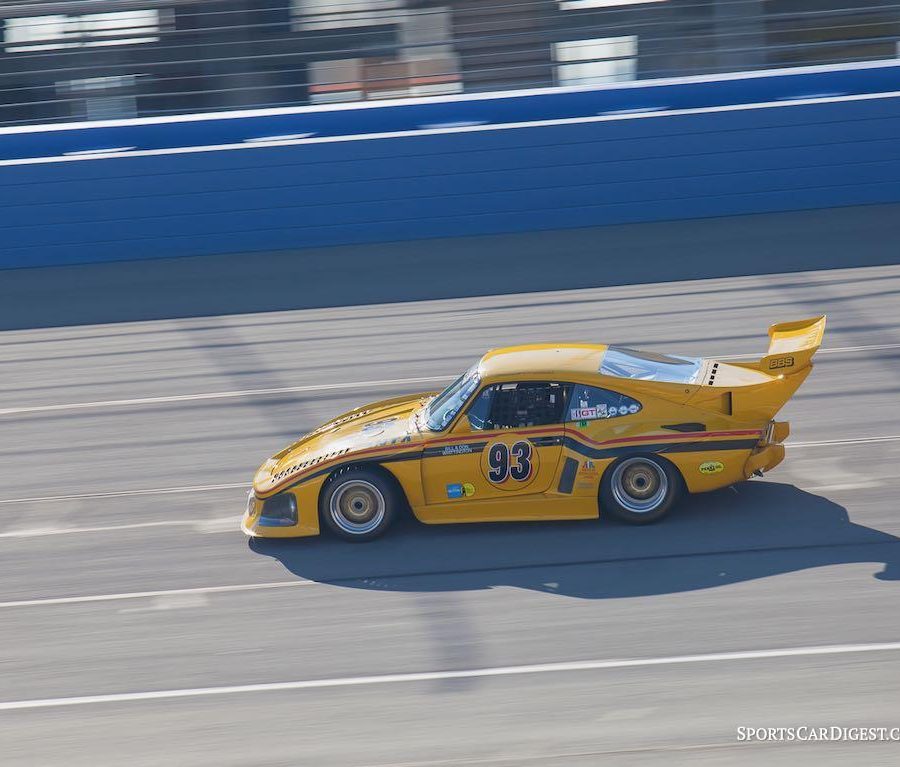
[567,384,641,422]
[467,382,570,430]
[601,346,702,384]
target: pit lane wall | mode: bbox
[2,60,900,269]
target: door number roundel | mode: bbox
[481,440,538,490]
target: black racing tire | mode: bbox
[320,467,399,542]
[600,454,681,525]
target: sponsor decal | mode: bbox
[441,444,473,456]
[578,420,589,428]
[699,460,725,475]
[580,460,597,473]
[374,434,413,448]
[361,417,397,435]
[447,482,476,498]
[572,404,613,421]
[768,355,795,370]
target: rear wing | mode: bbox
[733,316,826,375]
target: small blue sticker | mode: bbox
[446,483,464,499]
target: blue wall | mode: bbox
[3,61,900,162]
[3,63,900,269]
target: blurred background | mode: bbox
[1,0,899,125]
[2,2,900,766]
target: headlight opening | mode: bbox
[258,492,298,527]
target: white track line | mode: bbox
[0,520,181,539]
[0,375,449,417]
[0,516,237,539]
[790,435,900,448]
[0,580,313,609]
[2,641,899,711]
[0,482,247,505]
[3,343,896,418]
[718,343,900,361]
[0,434,896,508]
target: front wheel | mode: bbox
[600,455,681,525]
[320,468,398,541]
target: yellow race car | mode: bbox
[243,316,825,541]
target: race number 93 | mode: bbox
[486,440,533,484]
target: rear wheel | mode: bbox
[600,455,680,525]
[320,468,398,541]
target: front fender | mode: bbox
[242,477,325,538]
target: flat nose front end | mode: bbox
[242,481,323,538]
[242,489,296,535]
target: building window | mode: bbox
[308,6,461,103]
[396,7,461,98]
[553,36,637,87]
[308,56,461,103]
[558,0,665,9]
[308,59,364,103]
[57,75,144,120]
[4,10,163,53]
[293,0,403,32]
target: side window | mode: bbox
[467,382,569,430]
[567,385,642,422]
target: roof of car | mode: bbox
[479,343,608,379]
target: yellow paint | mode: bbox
[241,318,824,537]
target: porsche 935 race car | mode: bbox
[243,316,826,541]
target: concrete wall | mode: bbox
[2,203,898,330]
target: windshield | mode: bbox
[601,346,703,385]
[425,364,481,431]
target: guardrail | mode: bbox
[2,60,900,269]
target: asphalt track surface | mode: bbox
[3,262,900,765]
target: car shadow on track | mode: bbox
[248,481,900,599]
